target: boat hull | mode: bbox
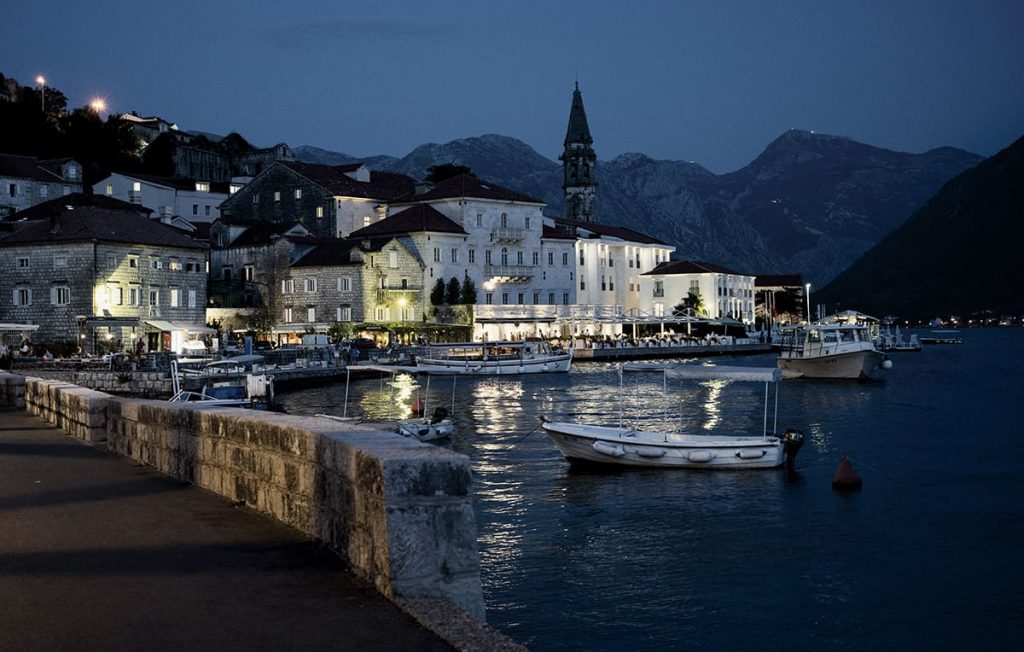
[777,349,887,380]
[542,422,786,469]
[415,353,572,375]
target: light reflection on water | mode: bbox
[281,335,1024,651]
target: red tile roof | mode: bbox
[642,260,747,276]
[554,217,669,245]
[754,274,804,287]
[282,161,416,200]
[0,153,68,183]
[408,174,543,204]
[348,204,466,237]
[0,193,205,250]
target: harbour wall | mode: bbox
[0,370,486,622]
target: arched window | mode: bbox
[500,213,508,228]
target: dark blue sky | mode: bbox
[5,1,1023,173]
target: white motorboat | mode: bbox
[169,358,277,409]
[415,340,572,375]
[776,311,892,380]
[542,364,804,469]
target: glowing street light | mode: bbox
[35,75,45,112]
[90,97,107,114]
[805,283,812,323]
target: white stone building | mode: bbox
[640,260,757,324]
[1,154,82,217]
[95,172,236,223]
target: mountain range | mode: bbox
[294,131,983,287]
[815,134,1024,319]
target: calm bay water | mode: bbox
[282,329,1024,651]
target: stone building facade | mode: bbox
[218,161,416,239]
[640,260,757,323]
[1,154,83,217]
[0,195,208,352]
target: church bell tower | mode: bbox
[560,82,597,222]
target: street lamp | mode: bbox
[35,75,45,112]
[90,97,107,114]
[805,283,812,323]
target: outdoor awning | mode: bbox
[86,317,140,328]
[144,320,216,334]
[475,317,556,324]
[0,323,40,332]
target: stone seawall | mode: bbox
[5,371,486,621]
[21,369,171,398]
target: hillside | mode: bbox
[815,134,1024,319]
[296,132,981,286]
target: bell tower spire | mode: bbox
[559,82,597,222]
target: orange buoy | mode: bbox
[832,455,862,491]
[411,398,424,417]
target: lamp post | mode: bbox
[35,75,45,112]
[90,98,107,114]
[805,283,812,323]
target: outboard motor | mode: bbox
[430,406,449,425]
[782,428,805,470]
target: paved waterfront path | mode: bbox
[0,408,453,651]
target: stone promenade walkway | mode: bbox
[0,408,453,651]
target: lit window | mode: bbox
[132,181,141,192]
[316,206,324,218]
[229,184,241,194]
[295,189,302,199]
[285,308,293,323]
[363,215,371,227]
[274,191,281,202]
[243,266,254,281]
[105,184,113,196]
[196,182,209,192]
[169,259,182,271]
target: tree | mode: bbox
[673,289,705,317]
[459,275,477,304]
[426,163,472,183]
[445,277,461,305]
[430,279,446,305]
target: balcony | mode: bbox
[491,227,524,243]
[653,289,665,298]
[376,284,421,303]
[484,264,534,283]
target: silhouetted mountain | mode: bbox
[296,131,981,285]
[815,134,1024,319]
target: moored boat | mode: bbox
[542,364,804,469]
[415,339,572,375]
[776,311,892,380]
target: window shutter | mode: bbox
[51,287,57,305]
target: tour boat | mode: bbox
[415,340,572,375]
[776,312,892,380]
[542,363,804,469]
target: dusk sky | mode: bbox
[5,0,1023,173]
